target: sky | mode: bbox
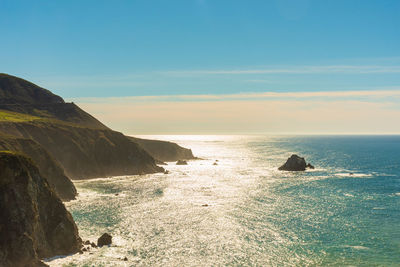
[1,0,400,134]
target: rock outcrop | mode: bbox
[0,73,202,180]
[97,233,112,247]
[176,160,188,165]
[0,134,77,201]
[0,151,82,267]
[0,121,164,179]
[129,137,196,162]
[278,154,314,171]
[0,73,108,129]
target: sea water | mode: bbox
[46,135,400,266]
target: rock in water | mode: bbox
[97,233,112,247]
[0,151,82,267]
[278,154,313,171]
[176,160,188,165]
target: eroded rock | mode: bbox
[97,233,112,247]
[278,154,314,171]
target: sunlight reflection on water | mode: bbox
[47,135,400,267]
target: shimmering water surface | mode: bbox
[47,135,400,266]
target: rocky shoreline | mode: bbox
[0,73,198,266]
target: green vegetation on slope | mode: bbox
[0,110,42,122]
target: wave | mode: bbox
[335,172,373,178]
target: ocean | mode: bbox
[46,135,400,266]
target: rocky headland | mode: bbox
[0,73,197,265]
[0,151,82,267]
[0,73,196,181]
[0,133,77,201]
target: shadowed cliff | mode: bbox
[0,133,77,200]
[129,136,196,162]
[0,151,82,267]
[0,121,163,179]
[0,73,166,181]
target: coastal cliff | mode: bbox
[0,73,168,180]
[129,136,196,162]
[0,134,77,200]
[0,151,82,267]
[0,121,163,179]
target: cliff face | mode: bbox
[0,73,165,180]
[130,137,196,162]
[0,151,82,267]
[0,121,163,179]
[0,134,77,201]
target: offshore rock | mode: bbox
[0,151,82,267]
[278,154,314,171]
[176,160,188,165]
[97,233,112,247]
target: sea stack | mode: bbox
[278,154,314,171]
[0,151,82,267]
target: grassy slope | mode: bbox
[0,110,41,122]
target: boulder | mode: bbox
[176,160,188,165]
[97,233,112,247]
[278,154,314,171]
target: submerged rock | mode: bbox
[176,160,188,165]
[97,233,112,247]
[0,151,82,267]
[278,154,314,171]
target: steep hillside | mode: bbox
[0,133,77,201]
[0,73,167,180]
[0,73,63,105]
[130,136,196,162]
[0,73,198,182]
[0,120,163,179]
[0,151,82,267]
[0,73,108,129]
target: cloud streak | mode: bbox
[69,89,400,103]
[162,65,400,75]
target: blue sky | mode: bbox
[1,0,399,97]
[1,0,400,133]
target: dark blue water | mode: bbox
[244,135,400,266]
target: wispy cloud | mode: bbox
[74,96,400,135]
[162,65,400,75]
[69,89,400,103]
